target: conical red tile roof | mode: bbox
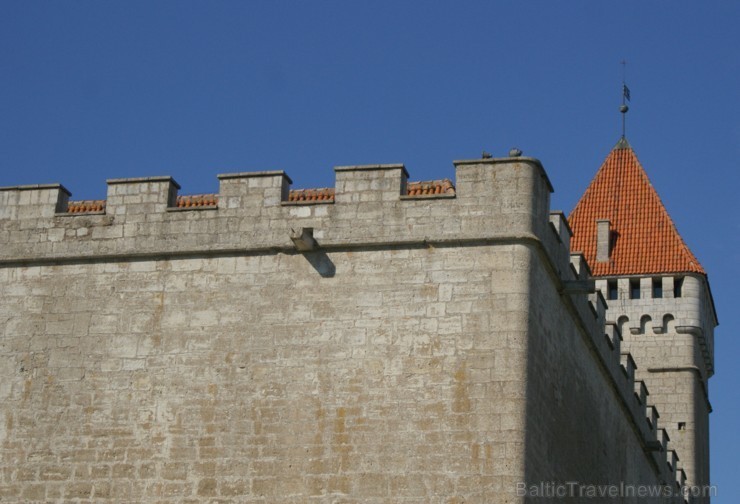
[568,139,705,277]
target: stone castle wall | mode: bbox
[594,274,715,501]
[0,157,686,502]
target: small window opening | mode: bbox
[674,277,683,298]
[630,279,640,300]
[652,278,663,299]
[678,422,686,431]
[607,280,618,300]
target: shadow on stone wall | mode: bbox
[302,251,336,278]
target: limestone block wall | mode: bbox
[636,369,711,503]
[595,274,716,501]
[0,156,686,502]
[523,251,684,503]
[0,246,535,502]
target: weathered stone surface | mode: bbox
[0,157,694,502]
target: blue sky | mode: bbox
[2,0,738,499]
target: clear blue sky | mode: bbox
[2,1,738,499]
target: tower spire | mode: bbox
[620,60,630,139]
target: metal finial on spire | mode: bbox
[620,60,630,139]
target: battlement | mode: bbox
[60,180,456,213]
[0,156,558,264]
[556,272,683,488]
[593,276,716,380]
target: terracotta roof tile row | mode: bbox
[62,178,458,213]
[406,179,455,197]
[288,188,335,202]
[66,200,106,213]
[286,179,456,202]
[176,194,218,208]
[568,141,704,276]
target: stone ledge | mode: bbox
[281,200,335,206]
[399,194,456,201]
[106,176,181,188]
[0,183,70,193]
[166,206,218,213]
[55,211,107,217]
[217,171,293,183]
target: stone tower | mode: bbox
[569,138,717,501]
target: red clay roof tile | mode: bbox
[286,179,456,202]
[66,200,106,213]
[406,179,455,197]
[288,188,335,202]
[176,194,218,208]
[568,141,704,276]
[65,178,457,213]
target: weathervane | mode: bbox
[620,60,630,139]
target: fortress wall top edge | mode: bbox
[0,156,566,266]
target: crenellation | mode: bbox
[543,211,575,279]
[588,289,607,325]
[647,405,660,433]
[568,252,591,281]
[620,352,637,389]
[677,467,687,494]
[640,276,652,300]
[668,448,679,473]
[663,276,676,299]
[604,321,621,353]
[217,170,292,211]
[0,183,70,220]
[658,428,670,454]
[635,380,649,406]
[105,176,180,216]
[595,277,608,296]
[0,157,569,266]
[552,266,680,485]
[333,163,407,203]
[548,210,572,248]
